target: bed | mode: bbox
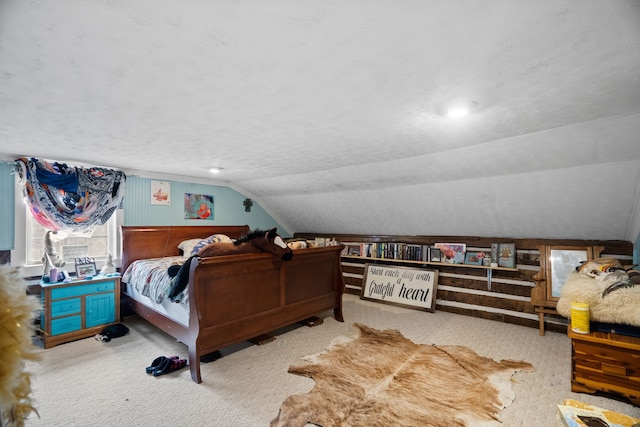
[120,225,345,383]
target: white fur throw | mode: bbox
[556,271,640,326]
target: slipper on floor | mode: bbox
[146,355,179,374]
[152,357,187,377]
[146,356,166,374]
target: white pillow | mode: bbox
[178,239,203,257]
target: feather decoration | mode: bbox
[0,266,42,426]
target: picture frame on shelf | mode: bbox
[346,245,361,256]
[434,243,466,264]
[497,243,516,268]
[75,257,97,279]
[464,251,485,265]
[428,247,441,263]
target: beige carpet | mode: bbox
[25,294,640,426]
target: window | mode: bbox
[13,177,121,277]
[25,217,114,266]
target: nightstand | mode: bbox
[40,275,121,349]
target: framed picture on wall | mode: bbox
[184,193,214,220]
[151,180,171,205]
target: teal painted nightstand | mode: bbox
[40,275,121,348]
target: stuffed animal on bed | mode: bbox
[197,228,292,259]
[167,228,293,302]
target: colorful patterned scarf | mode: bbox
[15,157,126,234]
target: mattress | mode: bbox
[122,256,189,326]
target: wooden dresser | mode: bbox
[568,324,640,406]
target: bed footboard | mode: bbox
[185,245,345,383]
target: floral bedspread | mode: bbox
[122,256,186,304]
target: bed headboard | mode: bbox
[120,225,250,273]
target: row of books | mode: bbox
[343,242,440,262]
[341,241,517,268]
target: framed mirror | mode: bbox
[533,245,603,307]
[548,248,589,299]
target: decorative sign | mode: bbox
[361,264,438,312]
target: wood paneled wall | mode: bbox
[295,233,633,334]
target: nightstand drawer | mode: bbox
[50,298,81,317]
[51,280,115,300]
[51,315,82,335]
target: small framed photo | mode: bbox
[428,247,441,263]
[75,257,97,279]
[464,251,485,265]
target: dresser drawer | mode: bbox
[50,280,115,300]
[574,340,640,376]
[573,339,640,396]
[50,298,81,317]
[50,315,82,335]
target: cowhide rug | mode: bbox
[271,323,534,427]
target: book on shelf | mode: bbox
[403,244,423,261]
[421,245,429,262]
[556,399,640,427]
[341,242,361,256]
[359,243,371,257]
[491,243,499,264]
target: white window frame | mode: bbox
[12,174,122,277]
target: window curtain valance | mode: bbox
[15,157,126,234]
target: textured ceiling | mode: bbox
[1,1,640,241]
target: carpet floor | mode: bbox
[25,294,640,426]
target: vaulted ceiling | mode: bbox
[1,1,639,241]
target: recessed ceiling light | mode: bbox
[209,167,223,174]
[444,100,477,118]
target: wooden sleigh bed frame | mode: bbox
[120,225,345,383]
